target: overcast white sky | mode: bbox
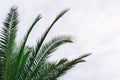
[0,0,120,80]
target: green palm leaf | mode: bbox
[23,9,70,80]
[40,53,91,80]
[0,7,18,80]
[27,35,72,80]
[0,7,91,80]
[15,15,42,79]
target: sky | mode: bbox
[0,0,120,80]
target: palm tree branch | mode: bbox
[27,36,72,80]
[38,58,68,80]
[0,7,18,80]
[23,9,69,80]
[41,53,91,80]
[15,15,42,79]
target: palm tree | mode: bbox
[0,7,91,80]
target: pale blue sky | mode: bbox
[0,0,120,80]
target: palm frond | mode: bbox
[22,9,70,80]
[0,7,91,80]
[15,15,42,79]
[54,54,91,79]
[38,58,68,80]
[37,35,72,62]
[0,6,18,80]
[41,53,91,80]
[34,8,70,55]
[24,35,72,80]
